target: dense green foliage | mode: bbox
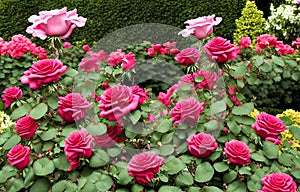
[0,0,246,44]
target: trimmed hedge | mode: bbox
[0,0,246,44]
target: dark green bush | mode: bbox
[0,0,246,44]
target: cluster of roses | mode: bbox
[238,34,300,55]
[146,42,179,57]
[0,35,47,60]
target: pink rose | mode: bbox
[121,52,136,70]
[203,37,238,63]
[108,49,125,66]
[6,35,34,59]
[179,15,222,39]
[238,37,251,48]
[20,59,68,89]
[193,70,220,89]
[93,122,125,148]
[58,93,92,122]
[296,0,300,4]
[277,44,294,55]
[158,84,180,107]
[87,50,108,61]
[252,112,286,143]
[63,42,72,49]
[31,45,48,60]
[187,133,218,158]
[64,128,93,171]
[2,86,22,108]
[170,97,204,124]
[127,152,165,186]
[82,44,90,52]
[175,48,201,66]
[259,173,297,192]
[78,57,100,73]
[15,115,38,139]
[26,7,87,40]
[131,86,149,105]
[7,144,30,170]
[292,38,300,47]
[256,34,277,50]
[99,85,140,121]
[224,140,250,165]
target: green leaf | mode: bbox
[11,104,30,120]
[260,60,272,72]
[195,162,214,183]
[223,170,237,183]
[40,129,58,141]
[211,100,226,115]
[23,167,36,188]
[89,154,108,168]
[6,177,24,192]
[158,186,183,192]
[253,55,264,67]
[29,178,51,192]
[131,184,144,192]
[164,158,186,175]
[3,135,21,150]
[251,151,269,164]
[232,103,254,115]
[263,141,279,159]
[33,158,55,176]
[195,76,204,83]
[117,169,133,185]
[213,162,229,172]
[230,64,247,77]
[30,103,48,120]
[53,154,70,171]
[201,186,223,192]
[278,153,292,166]
[227,120,241,134]
[47,96,58,109]
[272,55,284,66]
[238,166,252,175]
[156,144,174,156]
[0,165,18,183]
[289,126,300,140]
[157,119,172,133]
[65,68,78,77]
[175,172,194,186]
[107,148,121,157]
[95,175,113,192]
[86,123,107,136]
[129,110,141,125]
[227,180,247,192]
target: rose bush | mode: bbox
[0,8,300,192]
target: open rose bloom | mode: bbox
[26,7,87,40]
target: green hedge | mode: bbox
[0,0,246,44]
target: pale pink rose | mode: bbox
[187,133,218,158]
[259,173,297,192]
[224,140,250,165]
[203,37,238,63]
[87,50,108,61]
[127,152,165,186]
[175,48,201,66]
[64,128,93,171]
[15,115,38,139]
[179,15,222,39]
[170,97,204,124]
[238,37,251,48]
[7,144,31,170]
[295,0,300,4]
[121,52,136,70]
[26,7,87,40]
[1,86,22,108]
[78,57,100,73]
[20,59,67,89]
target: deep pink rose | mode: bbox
[127,152,165,186]
[2,86,22,108]
[259,173,297,192]
[93,122,125,148]
[277,44,294,55]
[175,48,201,66]
[187,133,218,158]
[121,52,136,70]
[31,45,48,60]
[252,112,286,143]
[238,37,251,48]
[193,70,220,89]
[15,115,38,139]
[58,93,92,122]
[20,59,67,89]
[256,34,277,50]
[203,37,238,63]
[158,84,180,107]
[99,85,140,121]
[170,97,204,124]
[131,86,149,105]
[63,42,72,49]
[64,128,93,171]
[108,49,125,66]
[224,140,250,165]
[7,144,30,170]
[6,35,34,59]
[179,15,222,39]
[0,38,9,56]
[292,38,300,47]
[82,44,90,52]
[26,7,87,40]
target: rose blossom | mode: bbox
[64,128,93,171]
[277,44,295,55]
[187,133,218,158]
[131,86,149,105]
[78,57,100,73]
[31,45,48,60]
[193,70,220,89]
[93,122,124,148]
[238,37,251,48]
[258,173,297,192]
[170,97,204,124]
[179,15,222,39]
[82,44,90,52]
[6,35,34,59]
[292,38,300,47]
[256,34,277,50]
[175,48,201,66]
[108,49,125,66]
[224,140,250,165]
[252,112,286,144]
[121,52,136,70]
[99,85,140,121]
[15,115,38,139]
[7,144,30,170]
[63,42,72,49]
[20,59,67,89]
[127,152,165,186]
[1,86,22,108]
[203,37,238,63]
[158,84,180,107]
[26,7,87,40]
[58,93,92,122]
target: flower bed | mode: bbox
[1,7,300,192]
